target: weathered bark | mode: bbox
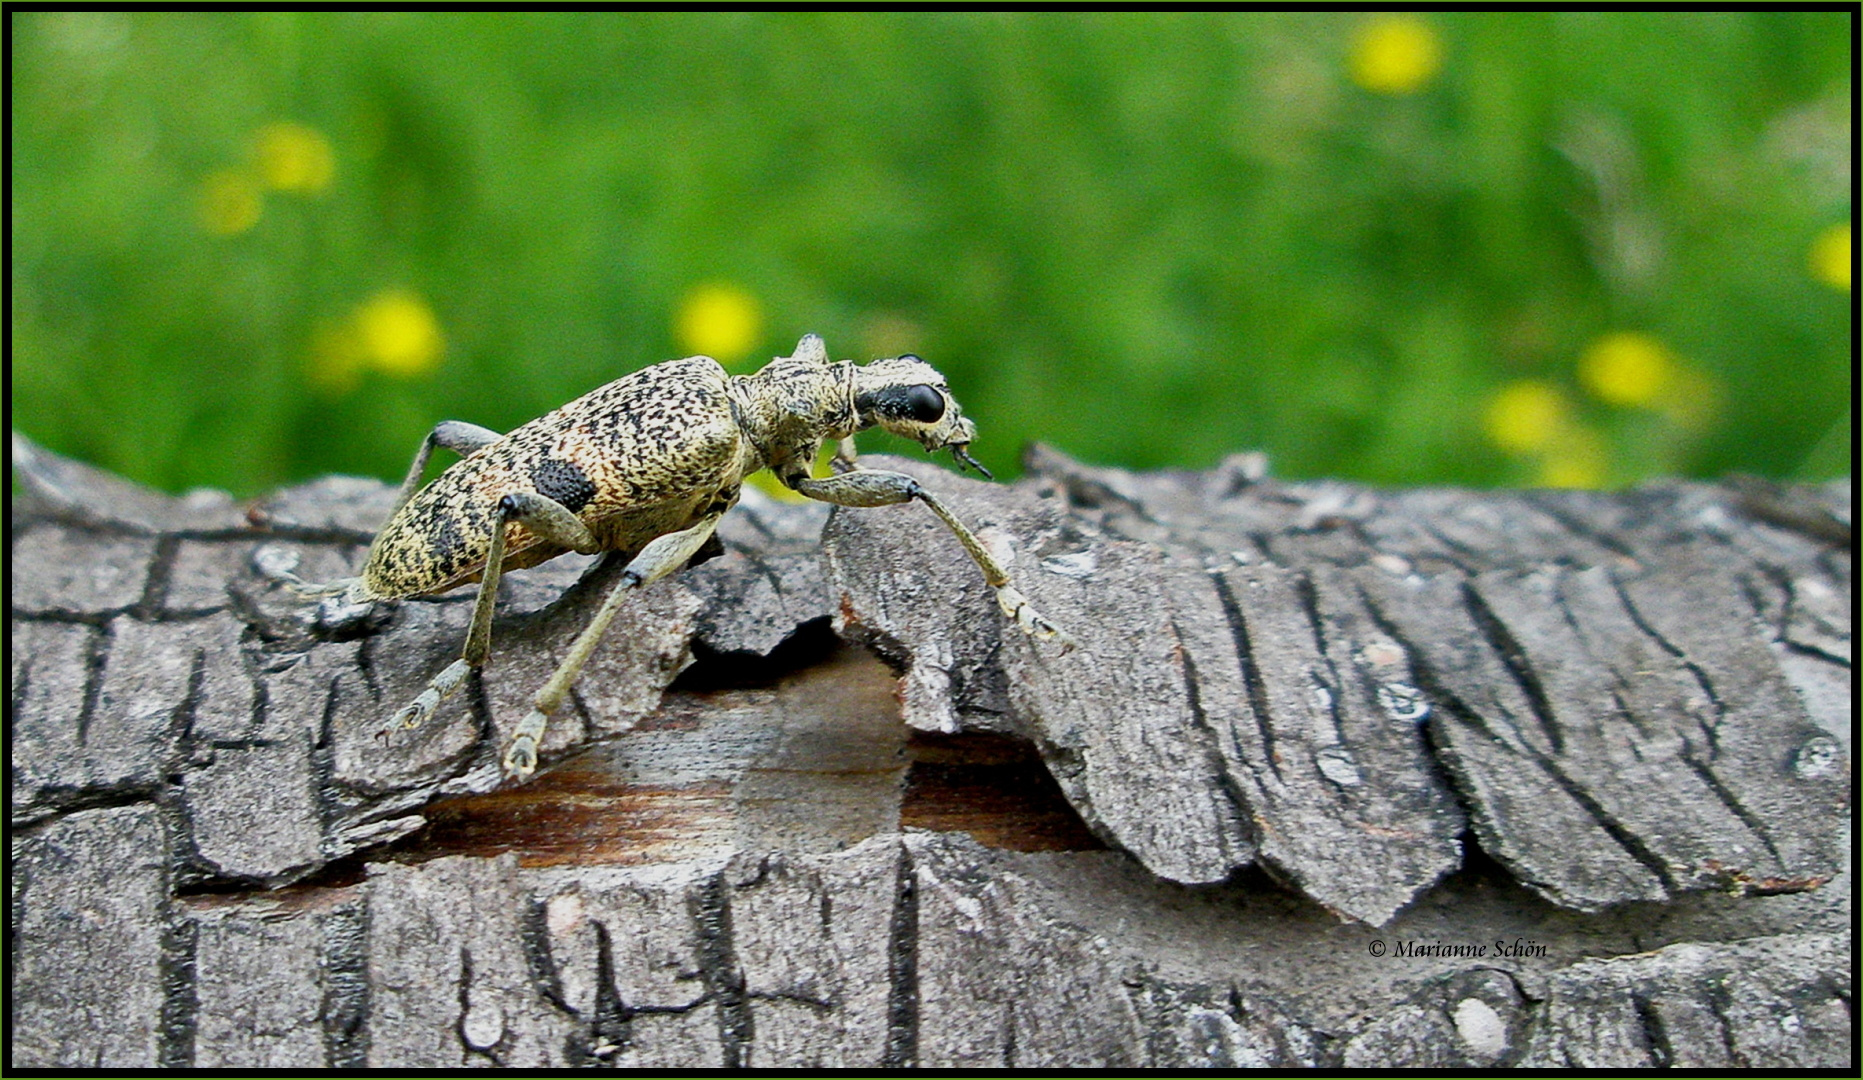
[10,431,1852,1068]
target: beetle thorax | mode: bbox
[728,355,860,477]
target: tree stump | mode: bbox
[10,432,1851,1068]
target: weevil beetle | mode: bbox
[264,334,1071,780]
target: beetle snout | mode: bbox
[920,412,976,451]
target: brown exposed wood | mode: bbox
[10,431,1852,1068]
[900,732,1109,853]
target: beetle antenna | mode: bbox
[952,444,993,480]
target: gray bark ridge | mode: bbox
[14,811,1852,1068]
[827,448,1848,924]
[12,432,1849,913]
[10,431,1853,1068]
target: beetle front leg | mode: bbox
[385,490,603,737]
[792,470,1073,650]
[501,513,724,780]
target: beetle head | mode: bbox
[852,355,991,478]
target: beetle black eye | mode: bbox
[903,384,945,423]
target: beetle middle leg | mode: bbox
[792,469,1073,649]
[500,512,724,779]
[384,489,606,738]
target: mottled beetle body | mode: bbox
[269,335,1067,780]
[358,356,748,601]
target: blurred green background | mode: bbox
[12,11,1852,497]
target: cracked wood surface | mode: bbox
[10,431,1852,1068]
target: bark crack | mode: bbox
[1536,758,1679,893]
[157,911,198,1068]
[1212,570,1285,785]
[882,842,920,1069]
[587,920,636,1061]
[1676,738,1787,870]
[1294,573,1352,749]
[1389,641,1677,897]
[139,534,183,618]
[1175,629,1259,856]
[1413,519,1482,573]
[692,871,752,1068]
[1630,991,1673,1068]
[1459,581,1565,755]
[523,897,575,1016]
[76,621,112,748]
[1519,493,1639,562]
[1703,978,1746,1067]
[1605,571,1727,757]
[353,633,383,702]
[321,901,372,1067]
[455,947,501,1065]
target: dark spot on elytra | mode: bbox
[531,458,597,513]
[429,512,465,569]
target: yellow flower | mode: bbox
[355,289,445,377]
[675,282,763,366]
[197,167,263,236]
[1809,223,1850,291]
[255,122,335,195]
[1483,380,1571,454]
[307,290,446,394]
[1578,331,1678,408]
[1349,15,1444,96]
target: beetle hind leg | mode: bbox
[381,489,628,767]
[251,546,381,641]
[389,420,504,520]
[382,489,601,741]
[501,512,724,780]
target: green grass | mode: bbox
[12,11,1852,497]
